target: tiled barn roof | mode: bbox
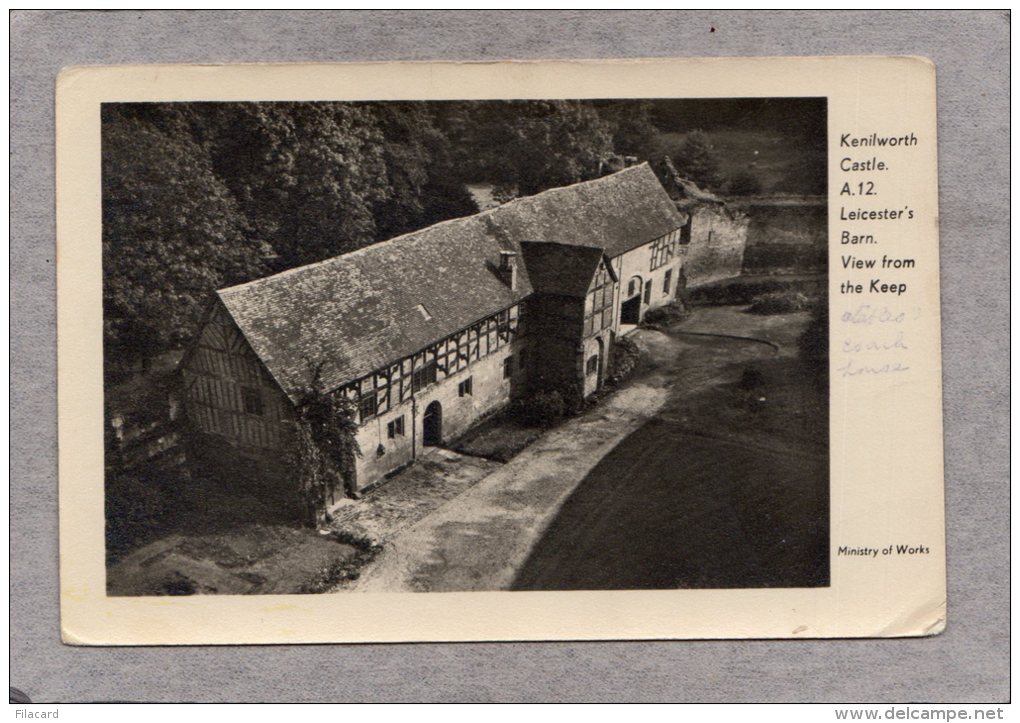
[471,163,685,258]
[216,163,681,401]
[519,241,613,299]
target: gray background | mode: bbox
[11,10,1009,703]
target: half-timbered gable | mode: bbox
[183,163,685,500]
[180,301,293,453]
[584,258,617,338]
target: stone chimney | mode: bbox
[498,250,518,291]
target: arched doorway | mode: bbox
[621,275,643,324]
[423,401,443,447]
[595,337,605,389]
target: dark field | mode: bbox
[513,309,828,591]
[512,426,828,590]
[656,128,827,196]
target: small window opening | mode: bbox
[242,386,264,416]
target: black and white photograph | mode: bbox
[101,96,830,596]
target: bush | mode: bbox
[747,289,813,315]
[736,366,768,413]
[727,170,763,196]
[686,278,794,306]
[105,470,175,563]
[291,365,362,525]
[513,390,566,428]
[642,300,691,328]
[606,336,642,385]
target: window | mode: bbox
[679,219,692,245]
[241,386,264,416]
[359,392,378,421]
[458,377,473,397]
[503,356,513,379]
[411,361,437,393]
[387,415,405,439]
[586,355,599,376]
[663,269,673,295]
[628,278,639,297]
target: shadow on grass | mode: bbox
[513,340,828,591]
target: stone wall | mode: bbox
[581,332,614,399]
[524,295,585,399]
[683,205,750,288]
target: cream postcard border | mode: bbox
[57,56,945,645]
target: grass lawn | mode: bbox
[452,414,546,462]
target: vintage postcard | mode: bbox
[57,56,944,644]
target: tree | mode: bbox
[672,129,725,191]
[596,100,661,160]
[102,107,270,367]
[362,102,478,239]
[797,301,829,392]
[727,170,763,196]
[204,102,391,269]
[506,101,615,196]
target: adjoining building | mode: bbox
[179,163,697,507]
[659,157,751,288]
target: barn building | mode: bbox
[179,163,689,508]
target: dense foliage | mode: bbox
[103,99,826,367]
[513,389,567,428]
[747,290,814,315]
[291,368,362,522]
[102,106,272,365]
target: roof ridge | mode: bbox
[518,238,606,251]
